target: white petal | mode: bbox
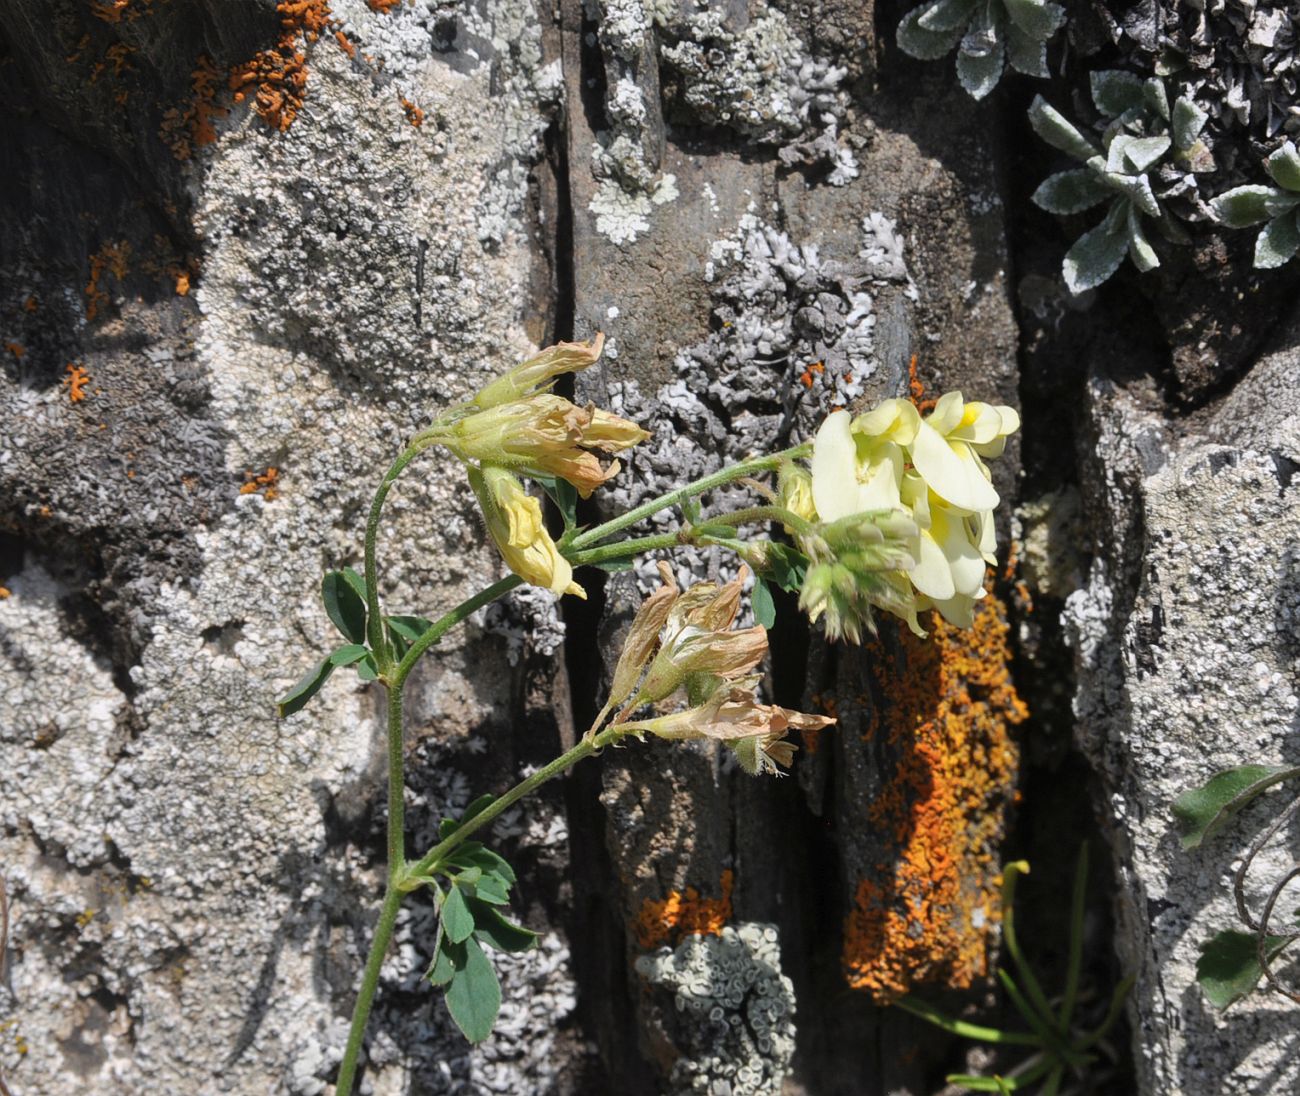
[858,446,903,512]
[995,404,1021,434]
[909,530,957,600]
[910,422,1000,511]
[974,510,997,563]
[935,508,987,596]
[931,591,977,629]
[951,402,1003,444]
[854,399,920,445]
[811,410,860,521]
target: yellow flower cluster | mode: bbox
[792,392,1019,639]
[430,336,648,597]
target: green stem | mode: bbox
[408,723,623,881]
[566,532,685,567]
[364,442,433,672]
[335,885,403,1096]
[385,684,407,875]
[568,446,808,551]
[895,996,1041,1047]
[393,576,522,686]
[699,504,813,536]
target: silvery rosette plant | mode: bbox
[1029,72,1210,293]
[1211,141,1300,269]
[897,0,1066,100]
[278,336,1019,1094]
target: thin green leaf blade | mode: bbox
[468,898,540,953]
[426,932,460,987]
[329,644,368,666]
[752,576,776,628]
[276,656,336,718]
[1172,764,1300,849]
[322,571,368,644]
[444,936,501,1043]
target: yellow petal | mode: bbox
[811,410,861,521]
[909,529,956,600]
[926,391,965,434]
[852,398,919,445]
[909,421,999,512]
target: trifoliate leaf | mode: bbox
[453,847,517,887]
[897,3,965,59]
[321,571,367,645]
[1255,213,1300,269]
[277,656,336,718]
[426,933,460,987]
[1029,96,1100,162]
[471,873,511,906]
[1265,142,1300,193]
[1197,930,1294,1010]
[444,936,501,1043]
[1063,215,1130,294]
[1089,70,1145,118]
[1211,186,1281,228]
[1003,0,1065,40]
[441,884,476,944]
[1172,764,1300,849]
[1032,170,1112,214]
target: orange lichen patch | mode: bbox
[798,360,825,389]
[160,54,226,160]
[90,0,131,22]
[85,241,131,321]
[906,353,937,415]
[367,0,403,10]
[4,342,23,359]
[175,271,191,295]
[843,594,1025,1002]
[634,869,734,950]
[334,29,357,58]
[0,587,10,600]
[229,0,339,132]
[240,466,279,500]
[64,364,92,403]
[22,296,37,313]
[399,96,424,127]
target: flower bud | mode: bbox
[472,334,606,409]
[469,465,585,598]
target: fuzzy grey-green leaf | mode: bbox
[1032,170,1112,215]
[1255,212,1300,270]
[898,4,965,59]
[1063,217,1130,294]
[1003,0,1065,40]
[1171,97,1207,150]
[1265,142,1300,192]
[1089,70,1145,118]
[1028,97,1100,162]
[956,36,1004,100]
[1006,22,1048,78]
[1196,930,1294,1010]
[1211,186,1280,228]
[916,0,975,34]
[444,936,501,1043]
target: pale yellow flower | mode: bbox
[469,466,585,598]
[472,334,606,409]
[909,391,1019,512]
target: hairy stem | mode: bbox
[394,576,523,687]
[334,886,404,1096]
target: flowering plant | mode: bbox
[277,338,1019,1093]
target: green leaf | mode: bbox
[1063,215,1130,294]
[1172,764,1300,849]
[590,559,635,574]
[757,542,809,593]
[1127,206,1160,273]
[322,571,367,645]
[1172,97,1208,150]
[897,3,964,60]
[917,0,974,33]
[751,576,776,628]
[386,614,434,643]
[1089,70,1146,119]
[956,30,1003,101]
[1107,133,1170,174]
[1004,0,1064,41]
[442,884,476,944]
[468,897,540,953]
[342,566,368,601]
[1032,169,1112,215]
[426,931,459,987]
[1256,212,1300,270]
[1196,930,1294,1009]
[440,794,496,840]
[1028,96,1100,162]
[453,847,517,886]
[356,653,379,682]
[1211,186,1281,228]
[276,656,335,718]
[330,644,368,666]
[444,936,501,1043]
[1005,23,1047,78]
[1143,77,1170,122]
[472,873,511,906]
[1266,142,1300,193]
[451,866,483,886]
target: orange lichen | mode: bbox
[399,96,424,127]
[3,342,23,359]
[367,0,403,10]
[634,870,734,950]
[842,594,1025,1002]
[334,29,357,58]
[85,241,130,321]
[67,34,92,63]
[22,296,37,313]
[798,360,825,389]
[64,364,92,403]
[160,54,226,160]
[240,466,279,500]
[90,0,131,22]
[229,0,349,132]
[0,588,10,600]
[906,353,937,415]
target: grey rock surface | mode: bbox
[1066,316,1300,1094]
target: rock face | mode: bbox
[1065,319,1300,1095]
[1,1,1297,1094]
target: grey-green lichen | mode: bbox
[635,922,796,1095]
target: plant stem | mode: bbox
[408,723,622,880]
[364,442,433,672]
[393,576,523,686]
[566,532,685,567]
[386,684,407,875]
[334,885,404,1096]
[568,446,809,551]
